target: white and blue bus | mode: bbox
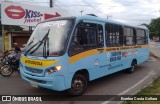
[20,15,149,96]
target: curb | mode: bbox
[150,52,160,61]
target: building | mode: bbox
[4,31,32,51]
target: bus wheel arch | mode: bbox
[127,59,137,73]
[68,69,89,96]
[74,69,89,81]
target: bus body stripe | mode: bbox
[21,56,58,68]
[69,49,99,64]
[69,45,149,64]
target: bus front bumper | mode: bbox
[20,69,66,91]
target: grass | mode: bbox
[122,53,160,104]
[122,76,160,104]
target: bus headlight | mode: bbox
[45,65,62,75]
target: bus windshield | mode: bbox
[24,19,73,57]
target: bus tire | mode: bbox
[127,61,137,73]
[68,74,88,96]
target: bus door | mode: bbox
[68,21,105,80]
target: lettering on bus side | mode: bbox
[133,46,142,48]
[120,47,130,50]
[108,64,123,70]
[106,48,117,51]
[122,50,138,58]
[110,51,122,62]
[25,60,43,66]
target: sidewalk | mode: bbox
[150,42,160,58]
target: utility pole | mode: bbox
[107,15,112,19]
[50,0,53,8]
[80,10,84,15]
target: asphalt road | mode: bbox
[0,56,159,104]
[150,43,160,58]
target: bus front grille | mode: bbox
[25,66,43,74]
[25,76,46,84]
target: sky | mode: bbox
[0,0,160,26]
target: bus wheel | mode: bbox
[68,74,88,96]
[127,61,137,73]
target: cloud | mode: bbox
[1,0,160,25]
[55,0,160,25]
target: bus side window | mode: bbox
[136,29,147,45]
[78,28,88,45]
[106,24,123,47]
[123,27,135,46]
[68,23,104,56]
[97,25,104,46]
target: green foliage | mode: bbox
[146,17,160,37]
[0,25,23,31]
[122,76,160,104]
[4,25,23,31]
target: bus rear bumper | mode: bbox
[20,69,66,91]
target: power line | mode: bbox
[5,0,160,8]
[8,0,49,3]
[5,0,49,3]
[80,0,107,16]
[54,4,62,9]
[52,1,160,7]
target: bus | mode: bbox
[20,15,149,96]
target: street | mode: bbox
[150,42,160,58]
[0,56,160,104]
[0,43,160,104]
[0,0,160,104]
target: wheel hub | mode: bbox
[72,79,84,91]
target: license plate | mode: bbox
[31,83,38,88]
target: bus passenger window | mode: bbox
[123,27,136,46]
[78,28,88,45]
[106,24,123,47]
[136,29,146,45]
[69,23,104,56]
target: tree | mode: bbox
[142,17,160,41]
[147,17,160,37]
[4,25,23,31]
[0,24,23,32]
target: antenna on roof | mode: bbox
[86,14,97,17]
[80,10,84,15]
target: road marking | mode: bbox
[149,70,156,76]
[148,57,156,62]
[101,74,150,104]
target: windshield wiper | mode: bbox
[24,40,41,56]
[24,29,50,56]
[43,36,49,58]
[28,37,34,46]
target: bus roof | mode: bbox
[40,15,148,30]
[76,15,148,30]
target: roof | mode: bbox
[76,15,148,29]
[6,31,32,34]
[38,15,148,30]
